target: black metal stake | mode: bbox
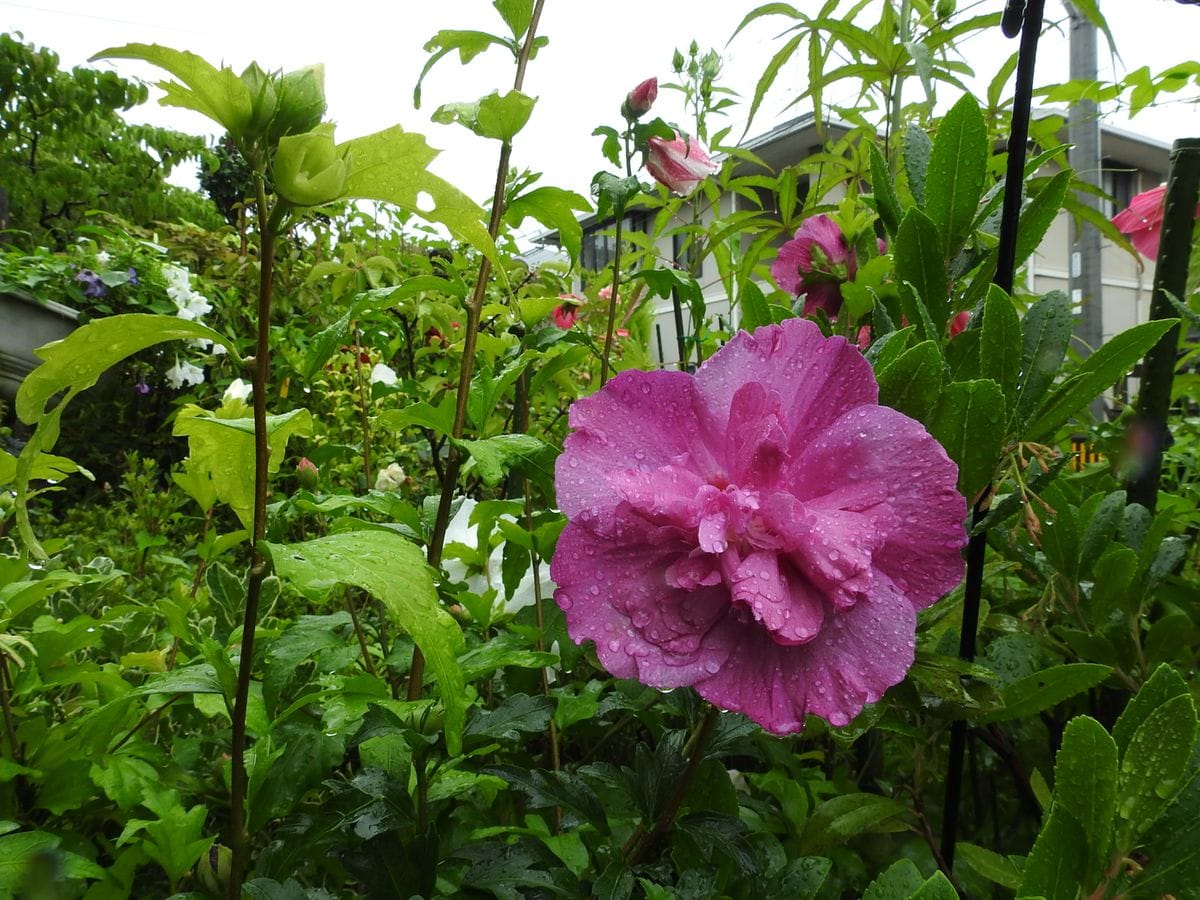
[940,0,1047,874]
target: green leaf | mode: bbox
[894,209,949,334]
[797,793,907,854]
[143,804,215,885]
[174,408,313,530]
[1015,171,1071,268]
[433,90,536,143]
[505,186,591,266]
[1054,716,1118,877]
[876,340,944,422]
[956,842,1021,889]
[16,314,231,427]
[339,126,497,264]
[982,663,1111,723]
[486,765,608,833]
[1039,484,1080,584]
[414,30,514,109]
[740,280,772,332]
[1025,318,1179,440]
[131,665,225,696]
[1114,664,1191,758]
[925,94,987,259]
[1133,738,1200,897]
[868,142,901,239]
[929,378,1006,500]
[464,693,554,743]
[1116,693,1198,844]
[980,285,1021,404]
[90,43,253,139]
[1014,291,1073,428]
[378,396,456,437]
[493,0,534,39]
[265,532,467,756]
[1018,805,1087,900]
[903,124,933,208]
[1078,491,1127,578]
[0,831,62,890]
[862,859,926,899]
[457,434,555,487]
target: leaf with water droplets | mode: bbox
[1053,715,1118,881]
[265,531,467,756]
[1115,692,1197,846]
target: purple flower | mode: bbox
[771,215,885,319]
[75,269,107,298]
[550,318,966,734]
[127,267,139,286]
[134,380,151,396]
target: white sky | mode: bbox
[3,1,1199,209]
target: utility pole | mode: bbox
[1065,3,1104,361]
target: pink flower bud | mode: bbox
[645,133,718,195]
[623,77,658,118]
[296,457,319,491]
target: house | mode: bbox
[539,113,1171,370]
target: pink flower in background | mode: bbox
[1112,184,1200,261]
[623,77,658,118]
[949,311,970,338]
[598,284,614,301]
[646,133,718,195]
[552,294,585,329]
[772,215,882,319]
[551,318,966,733]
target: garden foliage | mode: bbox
[1,1,1200,897]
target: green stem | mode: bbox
[599,214,625,387]
[228,175,284,896]
[352,325,373,490]
[411,0,547,698]
[624,703,719,866]
[0,656,20,764]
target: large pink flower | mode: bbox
[1112,185,1200,261]
[645,133,718,195]
[772,215,871,318]
[550,318,966,733]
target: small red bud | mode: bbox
[296,457,319,491]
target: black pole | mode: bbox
[940,0,1046,874]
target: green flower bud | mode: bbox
[239,62,279,144]
[271,64,326,140]
[197,844,232,895]
[296,457,320,491]
[273,123,349,207]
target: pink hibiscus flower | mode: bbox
[1112,184,1200,261]
[551,294,585,329]
[772,215,882,319]
[550,318,966,733]
[645,133,718,195]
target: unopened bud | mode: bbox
[622,77,658,120]
[296,457,319,491]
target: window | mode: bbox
[1101,160,1135,217]
[672,231,703,278]
[580,214,642,273]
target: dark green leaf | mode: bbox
[868,142,901,239]
[797,793,907,854]
[894,209,949,334]
[929,378,1005,500]
[1054,715,1118,877]
[1117,693,1198,844]
[1018,805,1087,900]
[925,94,987,258]
[876,340,944,421]
[903,124,933,208]
[464,693,553,743]
[485,766,608,833]
[1014,291,1073,428]
[982,663,1111,723]
[980,285,1021,403]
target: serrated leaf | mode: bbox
[464,693,553,743]
[929,378,1005,500]
[1018,805,1087,900]
[926,94,987,259]
[457,434,554,487]
[505,186,591,266]
[1117,693,1198,844]
[265,532,467,755]
[1078,491,1127,578]
[485,765,608,833]
[904,124,933,208]
[797,793,907,854]
[982,663,1111,723]
[868,142,901,239]
[1014,291,1073,428]
[90,43,253,138]
[1054,715,1118,877]
[876,340,943,421]
[1025,318,1178,440]
[956,842,1021,889]
[980,285,1021,404]
[339,126,497,264]
[894,209,949,334]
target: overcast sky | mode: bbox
[4,1,1198,207]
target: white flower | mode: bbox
[165,358,205,389]
[442,498,556,616]
[223,378,252,402]
[162,263,212,321]
[374,463,407,492]
[95,250,111,266]
[212,343,227,356]
[369,363,398,386]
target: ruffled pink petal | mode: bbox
[693,578,917,732]
[555,369,720,530]
[791,405,966,609]
[551,513,730,684]
[723,549,824,645]
[694,318,878,464]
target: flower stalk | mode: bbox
[411,0,547,698]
